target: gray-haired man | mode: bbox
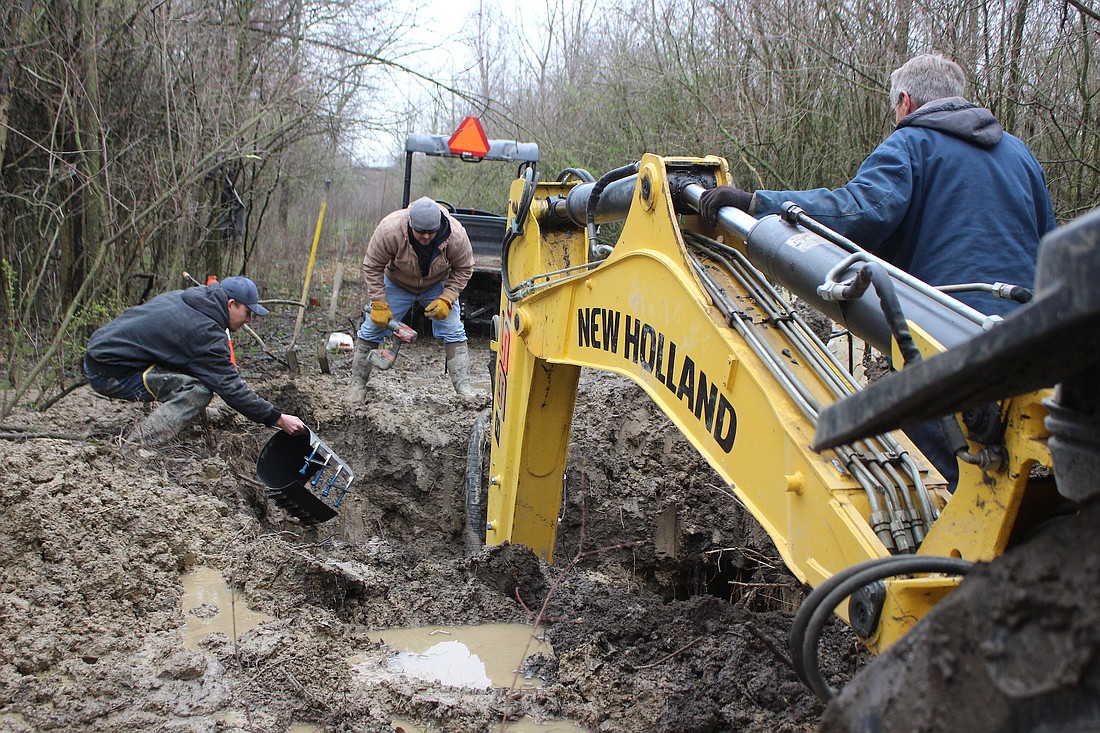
[699,53,1057,488]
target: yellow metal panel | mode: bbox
[920,392,1051,562]
[486,297,581,562]
[488,155,891,582]
[872,576,962,651]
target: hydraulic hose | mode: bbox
[789,555,974,701]
[464,408,492,556]
[819,254,979,471]
[854,259,980,470]
[558,167,595,183]
[501,166,540,300]
[861,261,923,367]
[586,162,639,258]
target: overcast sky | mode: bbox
[352,0,492,165]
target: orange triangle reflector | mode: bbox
[448,116,491,157]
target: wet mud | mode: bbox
[0,333,860,732]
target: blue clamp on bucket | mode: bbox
[256,429,354,524]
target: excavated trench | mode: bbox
[261,338,797,609]
[246,339,850,726]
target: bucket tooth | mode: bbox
[264,484,336,524]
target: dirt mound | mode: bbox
[820,500,1100,732]
[0,335,856,732]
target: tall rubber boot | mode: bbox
[347,339,378,404]
[445,341,477,398]
[125,368,213,448]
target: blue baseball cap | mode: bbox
[220,276,269,316]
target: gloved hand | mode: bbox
[424,297,451,320]
[699,186,753,227]
[369,300,393,327]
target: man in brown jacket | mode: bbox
[350,197,477,400]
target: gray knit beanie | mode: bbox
[408,197,442,232]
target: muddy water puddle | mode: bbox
[361,623,551,689]
[354,624,589,733]
[180,571,584,731]
[179,566,274,648]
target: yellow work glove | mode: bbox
[369,300,393,327]
[424,298,451,320]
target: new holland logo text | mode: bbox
[577,308,736,452]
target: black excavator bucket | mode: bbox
[256,429,354,525]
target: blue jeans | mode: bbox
[357,276,468,343]
[84,361,155,402]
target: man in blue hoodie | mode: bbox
[700,53,1056,318]
[699,53,1057,487]
[84,276,307,448]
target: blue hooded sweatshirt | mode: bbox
[85,283,280,426]
[752,97,1057,316]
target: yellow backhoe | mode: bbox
[478,153,1099,715]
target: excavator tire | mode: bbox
[463,408,491,556]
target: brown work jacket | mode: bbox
[361,206,474,305]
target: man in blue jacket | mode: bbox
[84,276,307,448]
[700,53,1056,317]
[699,53,1057,487]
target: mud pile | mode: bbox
[0,334,857,732]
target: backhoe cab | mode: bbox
[482,154,1090,698]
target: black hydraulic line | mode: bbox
[860,262,923,367]
[515,159,538,179]
[829,262,874,300]
[501,166,540,300]
[514,163,538,229]
[558,167,596,183]
[586,162,639,254]
[789,555,974,701]
[848,262,975,466]
[464,408,492,557]
[814,245,981,469]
